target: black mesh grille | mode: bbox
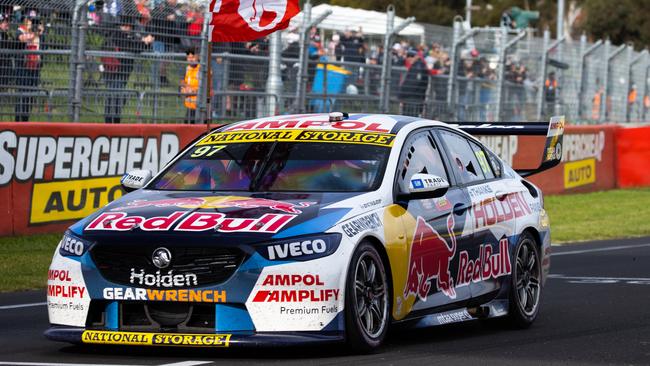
[90,245,245,288]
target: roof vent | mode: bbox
[328,112,349,122]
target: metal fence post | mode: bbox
[623,44,633,122]
[196,8,212,124]
[576,33,587,119]
[446,19,462,110]
[73,6,88,123]
[641,60,650,120]
[266,32,283,116]
[494,26,509,121]
[535,29,551,120]
[295,1,311,114]
[68,0,82,121]
[600,39,611,122]
[295,2,330,113]
[578,37,602,120]
[379,5,395,114]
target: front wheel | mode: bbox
[345,241,390,352]
[507,232,542,328]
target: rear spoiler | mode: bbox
[450,116,566,177]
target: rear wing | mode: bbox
[450,116,566,178]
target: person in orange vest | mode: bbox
[627,83,637,121]
[544,71,558,103]
[643,93,650,120]
[180,48,209,124]
[592,78,603,121]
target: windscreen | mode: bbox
[150,142,390,192]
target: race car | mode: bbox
[45,112,564,351]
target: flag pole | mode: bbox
[206,41,213,129]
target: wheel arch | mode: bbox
[521,226,542,252]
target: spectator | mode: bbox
[181,48,204,124]
[544,71,557,103]
[15,11,44,122]
[101,15,154,123]
[544,71,558,116]
[341,27,365,83]
[0,13,13,88]
[327,32,342,61]
[627,83,637,121]
[592,78,603,120]
[341,27,365,64]
[398,48,428,117]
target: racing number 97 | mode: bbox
[191,145,225,158]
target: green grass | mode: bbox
[1,188,649,292]
[0,233,61,292]
[545,188,650,243]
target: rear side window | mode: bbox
[468,141,495,180]
[487,151,503,177]
[438,130,485,184]
[397,131,449,193]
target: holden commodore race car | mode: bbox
[46,113,564,351]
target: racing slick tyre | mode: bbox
[345,241,390,353]
[507,232,542,328]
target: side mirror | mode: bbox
[121,170,153,192]
[399,173,450,200]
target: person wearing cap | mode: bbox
[15,12,44,122]
[398,48,428,117]
[101,15,154,123]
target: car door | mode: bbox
[436,129,514,301]
[394,129,473,315]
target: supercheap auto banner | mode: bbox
[478,124,619,195]
[0,123,208,236]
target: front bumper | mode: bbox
[44,326,345,348]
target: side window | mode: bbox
[438,129,485,184]
[469,141,495,180]
[487,151,503,178]
[397,131,449,193]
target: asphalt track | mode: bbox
[1,237,650,366]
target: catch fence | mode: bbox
[0,0,648,124]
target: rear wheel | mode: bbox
[507,232,542,328]
[345,241,390,352]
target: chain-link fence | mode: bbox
[0,0,648,124]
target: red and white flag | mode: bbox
[209,0,300,42]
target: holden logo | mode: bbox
[151,247,172,269]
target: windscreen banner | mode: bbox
[0,123,208,236]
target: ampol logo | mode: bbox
[403,215,457,301]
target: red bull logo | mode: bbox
[404,215,457,301]
[113,196,314,214]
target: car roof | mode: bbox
[217,113,451,135]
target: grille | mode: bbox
[91,245,245,288]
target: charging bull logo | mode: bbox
[403,215,457,301]
[113,197,314,214]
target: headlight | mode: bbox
[256,233,342,261]
[59,231,93,257]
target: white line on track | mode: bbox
[0,302,46,310]
[551,242,650,256]
[549,274,650,281]
[0,361,213,366]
